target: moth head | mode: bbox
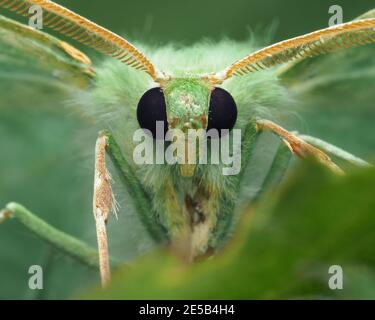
[136,78,237,177]
[137,78,237,137]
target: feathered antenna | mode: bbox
[0,0,165,82]
[206,18,375,85]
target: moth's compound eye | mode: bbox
[137,87,168,139]
[207,87,237,136]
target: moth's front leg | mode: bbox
[256,119,343,174]
[93,132,114,287]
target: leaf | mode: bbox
[83,163,375,299]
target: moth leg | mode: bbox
[103,130,165,243]
[297,134,371,168]
[0,202,115,270]
[256,119,344,174]
[93,132,114,287]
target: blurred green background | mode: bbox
[54,0,372,43]
[0,0,374,299]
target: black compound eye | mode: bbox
[207,87,237,136]
[137,87,168,139]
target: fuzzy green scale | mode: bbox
[163,78,211,130]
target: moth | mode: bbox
[0,0,374,288]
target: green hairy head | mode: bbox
[163,78,212,131]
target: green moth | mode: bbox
[0,0,374,287]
